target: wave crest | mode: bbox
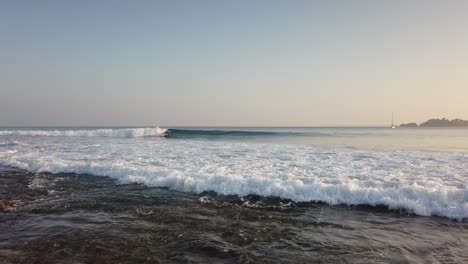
[0,127,169,138]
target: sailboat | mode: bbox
[391,113,396,128]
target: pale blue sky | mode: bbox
[1,1,467,126]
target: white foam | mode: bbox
[0,127,168,138]
[0,133,467,219]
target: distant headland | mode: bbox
[400,118,468,127]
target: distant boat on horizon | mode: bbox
[391,113,396,128]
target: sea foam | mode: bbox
[0,127,168,137]
[0,131,467,220]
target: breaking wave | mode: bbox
[2,156,467,220]
[0,128,337,139]
[0,127,169,138]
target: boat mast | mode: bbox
[391,112,396,128]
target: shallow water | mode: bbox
[1,169,467,263]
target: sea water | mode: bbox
[1,126,468,263]
[1,127,467,219]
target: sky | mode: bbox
[1,1,468,126]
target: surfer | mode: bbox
[161,129,171,137]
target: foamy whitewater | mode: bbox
[0,127,168,137]
[0,127,467,219]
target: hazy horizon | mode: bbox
[1,121,468,129]
[2,1,468,127]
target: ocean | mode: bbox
[0,127,467,263]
